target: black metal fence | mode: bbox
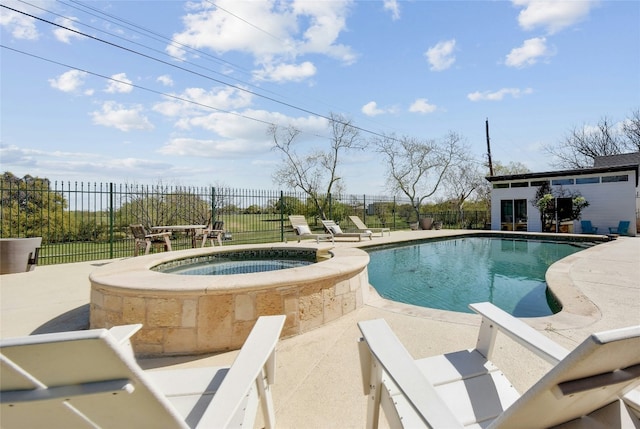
[0,180,490,265]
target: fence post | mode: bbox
[214,186,217,222]
[363,194,366,223]
[280,190,284,242]
[393,196,396,230]
[109,182,114,259]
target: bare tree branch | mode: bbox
[269,113,364,219]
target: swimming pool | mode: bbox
[367,237,593,317]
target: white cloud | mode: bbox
[0,0,40,40]
[48,70,87,93]
[467,87,533,101]
[505,37,552,68]
[90,101,154,131]
[167,0,356,82]
[361,101,385,116]
[153,86,254,120]
[383,0,400,20]
[425,39,456,71]
[53,16,84,43]
[105,73,133,94]
[253,61,317,83]
[157,75,174,87]
[512,0,595,34]
[409,98,437,114]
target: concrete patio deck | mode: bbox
[1,230,639,428]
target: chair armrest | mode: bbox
[469,302,569,365]
[623,387,640,415]
[358,319,464,428]
[145,232,171,238]
[108,324,143,358]
[197,315,285,429]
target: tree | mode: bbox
[270,112,364,219]
[442,157,485,223]
[531,182,589,232]
[1,172,67,242]
[476,161,532,212]
[544,109,640,169]
[375,132,465,224]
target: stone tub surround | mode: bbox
[89,243,369,357]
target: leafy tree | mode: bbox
[375,132,465,224]
[544,109,640,169]
[270,112,365,219]
[531,182,589,232]
[1,172,67,242]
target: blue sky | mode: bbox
[1,0,639,195]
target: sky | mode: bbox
[1,0,639,195]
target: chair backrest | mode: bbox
[349,216,367,230]
[1,329,186,429]
[581,220,594,232]
[321,220,341,234]
[129,224,148,240]
[490,325,640,428]
[288,215,309,228]
[618,221,630,233]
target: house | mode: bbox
[486,152,639,236]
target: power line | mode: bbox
[0,44,273,127]
[3,3,396,139]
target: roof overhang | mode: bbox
[485,164,639,187]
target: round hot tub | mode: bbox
[89,243,370,357]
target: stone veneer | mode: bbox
[89,243,370,357]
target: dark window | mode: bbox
[557,198,573,221]
[552,178,574,185]
[576,177,599,184]
[531,180,549,187]
[511,182,529,188]
[493,183,509,189]
[602,175,629,183]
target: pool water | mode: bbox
[160,259,313,275]
[367,237,592,317]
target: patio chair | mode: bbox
[198,220,226,247]
[130,224,172,256]
[609,220,631,235]
[580,220,598,234]
[288,215,334,244]
[348,215,390,237]
[358,302,640,428]
[0,315,286,429]
[322,219,372,241]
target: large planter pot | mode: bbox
[419,218,434,230]
[0,237,42,274]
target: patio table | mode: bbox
[151,225,206,248]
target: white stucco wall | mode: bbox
[490,169,637,236]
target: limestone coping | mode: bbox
[89,243,370,296]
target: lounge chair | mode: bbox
[198,220,226,247]
[358,302,640,428]
[288,215,334,244]
[322,219,372,241]
[609,220,631,235]
[580,220,598,234]
[348,215,390,237]
[1,315,286,429]
[130,224,172,256]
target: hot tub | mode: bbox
[89,243,370,357]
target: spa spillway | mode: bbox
[89,243,370,357]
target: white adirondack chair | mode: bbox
[1,315,286,429]
[358,302,640,428]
